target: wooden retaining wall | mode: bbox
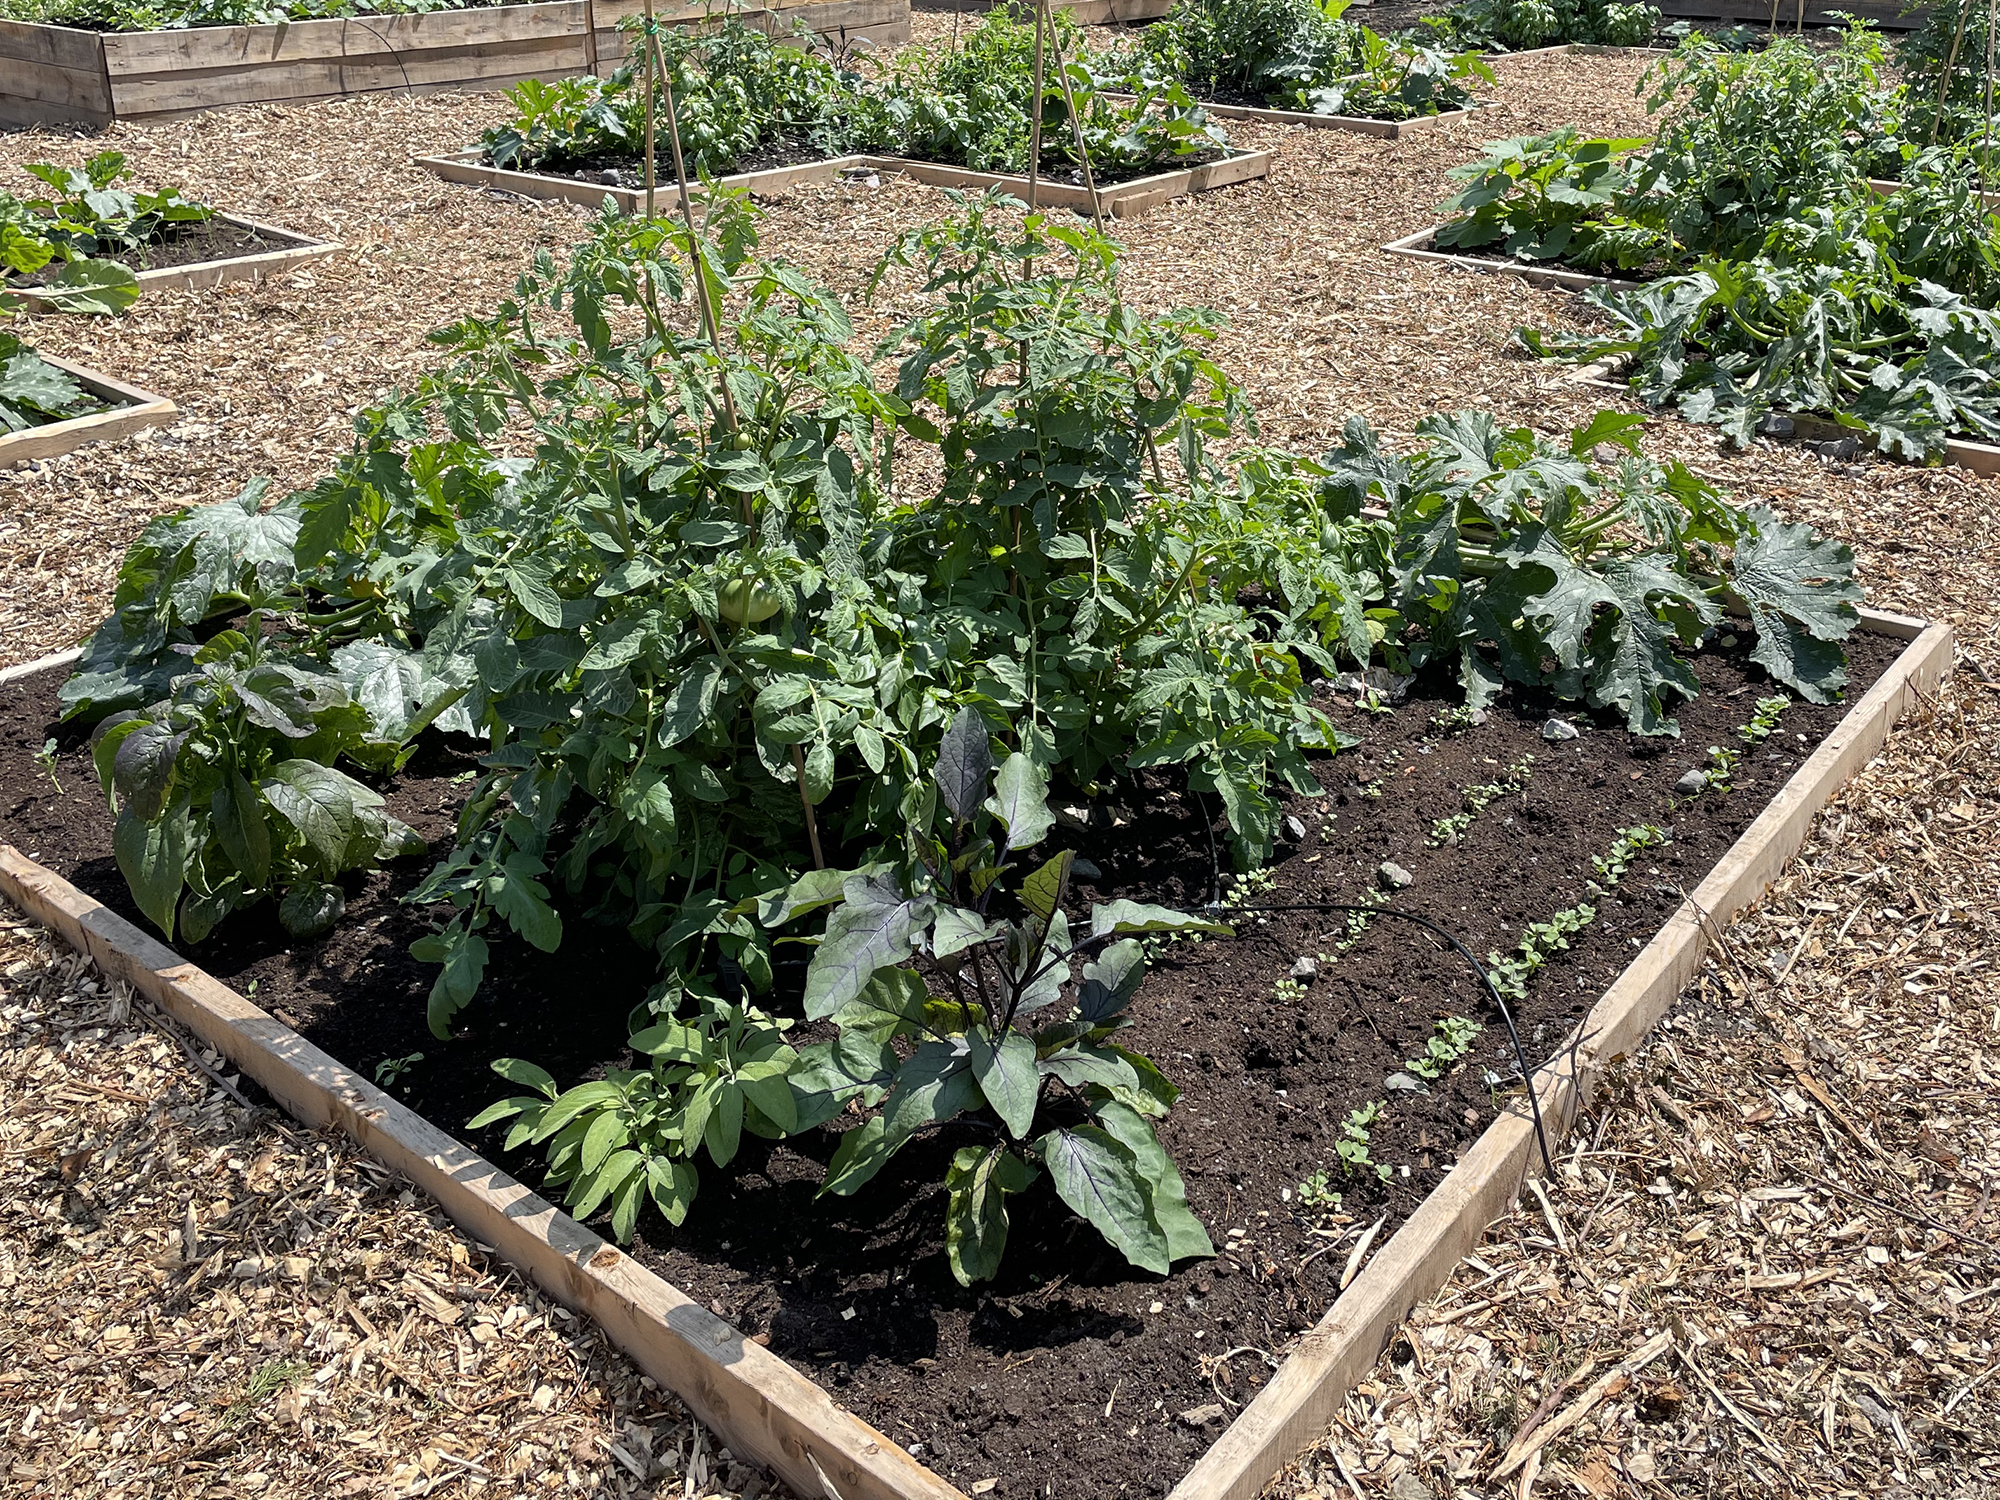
[0,0,909,128]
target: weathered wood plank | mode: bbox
[108,39,585,114]
[0,356,177,466]
[99,2,587,71]
[0,15,104,70]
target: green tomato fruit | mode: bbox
[718,578,782,625]
[730,430,756,451]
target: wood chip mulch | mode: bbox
[0,908,774,1499]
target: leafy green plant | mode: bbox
[0,329,102,430]
[22,149,212,259]
[1434,130,1645,264]
[470,1000,810,1240]
[1407,1014,1481,1081]
[87,616,430,943]
[1423,0,1657,50]
[1335,1100,1390,1179]
[1702,740,1741,791]
[766,707,1226,1283]
[1279,33,1492,121]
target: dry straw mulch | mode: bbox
[2,35,1999,1500]
[0,909,774,1499]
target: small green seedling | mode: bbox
[1591,824,1668,885]
[1430,754,1534,846]
[1295,1168,1343,1214]
[1336,1101,1392,1180]
[1407,1015,1482,1081]
[1737,695,1790,744]
[34,737,61,794]
[373,1052,425,1088]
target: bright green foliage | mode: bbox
[1407,1014,1481,1081]
[1294,1166,1342,1213]
[890,7,1224,174]
[1126,0,1490,121]
[1422,0,1658,50]
[1335,1100,1390,1179]
[21,149,212,260]
[469,1001,810,1241]
[1738,694,1789,744]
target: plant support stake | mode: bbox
[1037,0,1104,237]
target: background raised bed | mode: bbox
[0,0,911,128]
[11,213,340,311]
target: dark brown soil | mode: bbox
[515,136,1229,191]
[0,630,1902,1497]
[7,215,306,287]
[527,135,851,191]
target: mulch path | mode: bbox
[0,32,1995,1500]
[0,905,777,1498]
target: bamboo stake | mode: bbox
[1985,0,1996,186]
[1038,0,1104,237]
[1026,0,1047,251]
[649,21,743,440]
[642,0,658,220]
[1935,0,1972,147]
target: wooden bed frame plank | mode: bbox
[0,355,178,466]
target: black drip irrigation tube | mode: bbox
[1187,790,1555,1174]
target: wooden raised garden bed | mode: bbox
[1380,224,1644,293]
[1652,0,1919,28]
[11,213,339,313]
[0,356,177,465]
[418,146,1274,219]
[1173,97,1476,140]
[0,606,1949,1500]
[0,0,910,128]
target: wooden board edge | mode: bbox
[416,150,869,210]
[0,646,82,685]
[15,233,340,308]
[1164,609,1951,1500]
[0,355,177,465]
[1379,225,1641,292]
[0,846,971,1500]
